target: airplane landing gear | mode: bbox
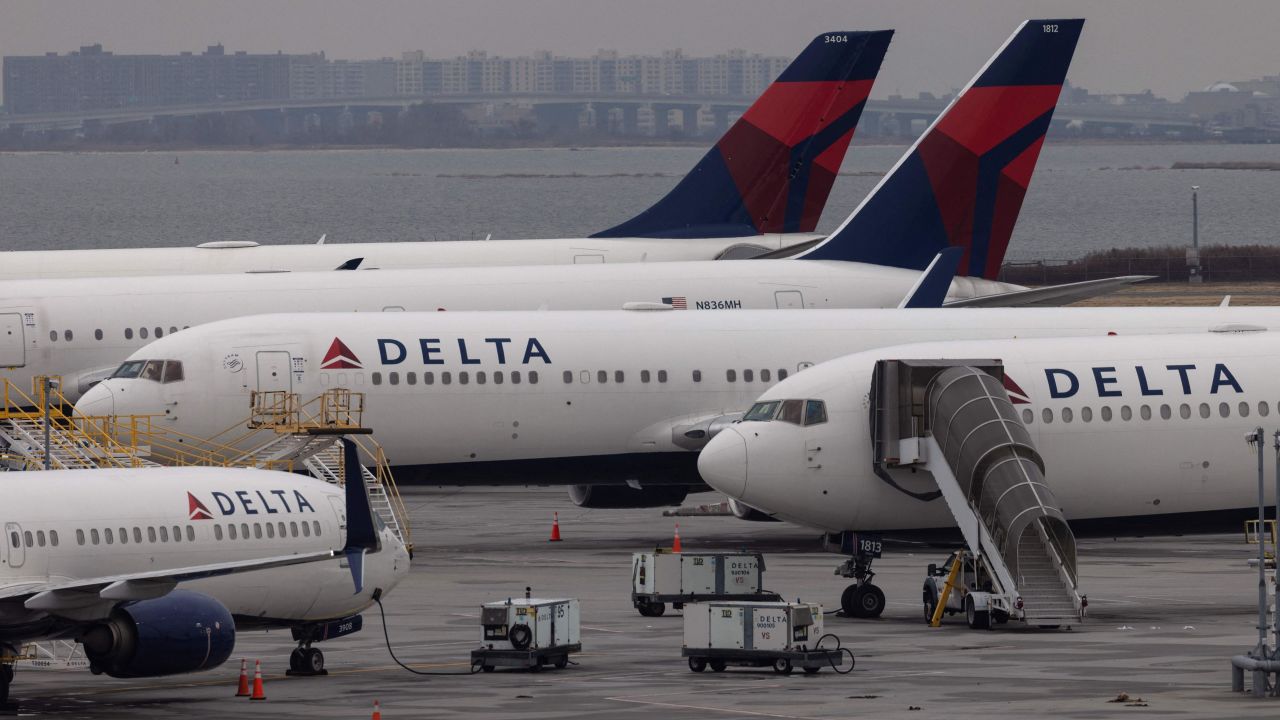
[286,627,328,677]
[288,645,326,676]
[830,532,887,619]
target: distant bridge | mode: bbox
[0,93,1201,133]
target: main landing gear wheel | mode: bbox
[842,584,886,618]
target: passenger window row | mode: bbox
[212,520,321,540]
[75,524,195,546]
[1023,400,1274,425]
[46,326,184,343]
[10,529,59,548]
[369,370,540,387]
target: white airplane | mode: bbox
[0,439,409,706]
[79,306,1280,511]
[0,20,1120,403]
[697,330,1280,617]
[0,30,896,281]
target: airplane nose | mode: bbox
[698,427,748,499]
[73,383,115,418]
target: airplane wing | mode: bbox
[1,550,335,610]
[943,276,1154,308]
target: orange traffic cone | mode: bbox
[673,523,682,553]
[249,659,266,701]
[372,699,383,720]
[234,658,250,697]
[548,512,562,542]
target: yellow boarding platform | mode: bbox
[0,378,411,553]
[1245,519,1277,569]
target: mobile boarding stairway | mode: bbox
[0,380,410,553]
[869,360,1084,628]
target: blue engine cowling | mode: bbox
[80,590,235,678]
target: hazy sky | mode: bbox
[3,0,1279,99]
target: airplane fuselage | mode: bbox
[0,259,1014,400]
[79,309,1280,489]
[0,467,408,645]
[701,332,1280,533]
[0,234,820,280]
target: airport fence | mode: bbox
[999,245,1280,285]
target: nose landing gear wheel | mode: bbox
[841,583,886,618]
[288,646,326,675]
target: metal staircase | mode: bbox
[0,380,412,551]
[873,359,1083,627]
[302,442,407,546]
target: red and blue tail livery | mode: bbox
[591,30,893,239]
[800,20,1083,280]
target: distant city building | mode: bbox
[3,43,793,115]
[3,43,294,114]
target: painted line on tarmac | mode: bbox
[607,696,826,719]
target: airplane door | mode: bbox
[255,351,293,393]
[775,290,804,309]
[0,314,25,367]
[573,254,605,264]
[5,523,23,568]
[327,496,348,545]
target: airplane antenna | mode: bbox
[316,234,327,245]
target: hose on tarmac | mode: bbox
[374,595,481,676]
[814,633,856,674]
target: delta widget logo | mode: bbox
[1003,375,1030,405]
[188,492,214,521]
[321,338,361,370]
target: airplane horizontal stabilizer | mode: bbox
[942,275,1154,308]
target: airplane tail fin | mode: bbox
[341,437,382,594]
[590,30,893,239]
[798,19,1083,279]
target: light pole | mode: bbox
[1189,185,1203,283]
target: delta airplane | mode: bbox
[0,30,894,281]
[1,20,1116,402]
[697,331,1280,616]
[0,440,409,706]
[80,305,1280,511]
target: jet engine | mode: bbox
[568,484,690,509]
[728,499,780,522]
[80,590,235,678]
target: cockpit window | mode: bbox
[161,361,184,384]
[139,360,164,382]
[778,399,803,425]
[743,401,780,422]
[111,360,146,379]
[804,400,828,426]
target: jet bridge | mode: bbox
[870,359,1083,627]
